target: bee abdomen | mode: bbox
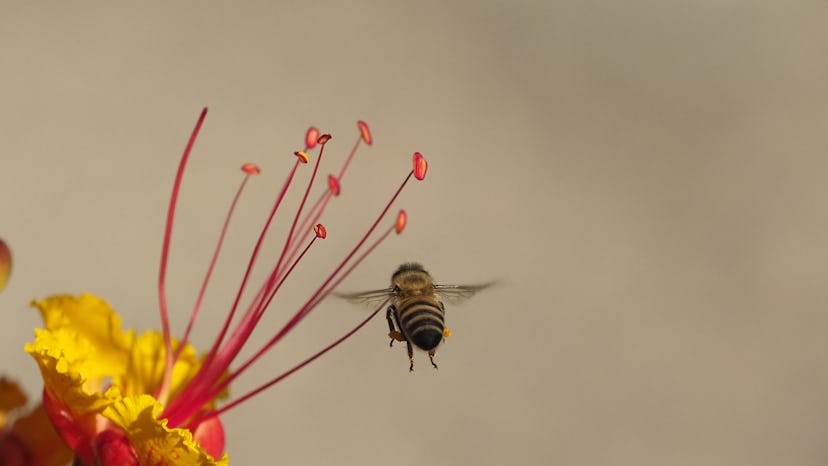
[398,300,445,351]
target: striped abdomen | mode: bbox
[396,297,445,351]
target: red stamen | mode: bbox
[336,123,370,180]
[173,169,256,364]
[413,152,428,180]
[198,172,415,408]
[168,230,324,425]
[395,210,407,234]
[157,107,207,401]
[312,221,399,306]
[158,117,428,429]
[357,120,372,145]
[171,132,333,417]
[276,121,370,277]
[164,158,306,417]
[327,175,341,196]
[191,301,385,427]
[275,191,331,278]
[305,127,319,150]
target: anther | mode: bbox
[294,151,309,164]
[413,152,427,180]
[395,210,407,234]
[313,224,327,239]
[327,175,341,196]
[241,163,261,175]
[305,127,320,149]
[357,121,372,145]
[317,133,332,145]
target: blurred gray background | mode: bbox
[2,1,828,465]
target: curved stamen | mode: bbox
[173,166,259,365]
[157,107,208,402]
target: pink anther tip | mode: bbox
[413,152,428,180]
[395,210,407,234]
[327,175,341,196]
[305,127,320,149]
[241,163,261,175]
[357,121,372,145]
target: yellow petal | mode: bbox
[103,394,228,466]
[30,294,135,372]
[119,330,201,399]
[117,330,229,404]
[25,328,120,415]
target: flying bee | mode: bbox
[336,262,492,371]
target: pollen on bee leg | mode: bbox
[443,327,451,338]
[241,163,260,175]
[388,330,405,342]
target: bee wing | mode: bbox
[434,282,495,305]
[332,287,394,308]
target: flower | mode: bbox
[24,109,427,465]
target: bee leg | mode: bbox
[428,350,438,370]
[386,305,399,347]
[407,341,415,372]
[388,330,405,343]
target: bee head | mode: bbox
[391,262,426,281]
[391,262,433,297]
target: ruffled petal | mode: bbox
[30,294,134,376]
[25,328,120,414]
[103,395,227,466]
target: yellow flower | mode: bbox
[26,294,224,465]
[25,109,427,465]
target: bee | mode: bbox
[337,263,491,371]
